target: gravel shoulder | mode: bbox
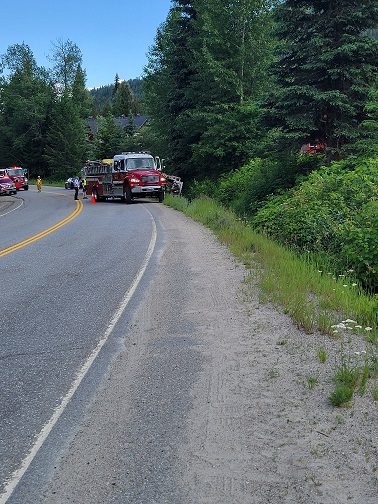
[42,204,378,503]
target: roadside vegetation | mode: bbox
[3,2,378,406]
[164,193,378,407]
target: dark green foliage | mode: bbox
[144,0,276,180]
[216,153,322,215]
[0,44,54,174]
[89,78,144,116]
[112,81,133,116]
[189,102,265,178]
[44,93,87,179]
[353,77,378,157]
[128,78,143,101]
[264,0,378,157]
[0,41,97,177]
[185,178,219,202]
[89,84,114,116]
[72,65,93,119]
[249,158,378,290]
[340,200,378,292]
[2,4,378,300]
[92,114,125,159]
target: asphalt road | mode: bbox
[0,187,168,503]
[3,187,376,504]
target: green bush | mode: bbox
[339,200,378,291]
[185,178,218,202]
[216,154,321,216]
[250,158,378,290]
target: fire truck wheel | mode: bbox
[124,187,132,204]
[94,189,103,202]
[158,191,164,203]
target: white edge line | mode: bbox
[0,199,24,217]
[0,209,157,503]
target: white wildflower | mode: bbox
[331,323,347,329]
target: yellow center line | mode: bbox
[0,197,83,257]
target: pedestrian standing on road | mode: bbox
[36,176,42,192]
[74,176,80,200]
[82,177,87,199]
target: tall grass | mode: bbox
[165,194,378,338]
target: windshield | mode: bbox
[7,168,23,176]
[126,158,155,170]
[113,157,156,171]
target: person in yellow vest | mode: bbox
[82,176,87,199]
[36,176,42,192]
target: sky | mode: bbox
[1,0,172,89]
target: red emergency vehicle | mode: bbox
[0,167,28,190]
[84,152,166,203]
[300,140,327,155]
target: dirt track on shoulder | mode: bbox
[42,204,378,504]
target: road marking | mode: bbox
[0,208,157,503]
[0,198,83,257]
[0,198,24,217]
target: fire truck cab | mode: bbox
[0,166,28,190]
[84,152,166,203]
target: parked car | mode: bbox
[0,176,17,195]
[65,177,76,189]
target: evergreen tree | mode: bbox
[191,0,275,106]
[112,80,133,116]
[0,43,54,174]
[44,91,87,178]
[113,73,120,97]
[264,0,378,157]
[144,0,276,178]
[187,0,276,177]
[128,78,144,102]
[144,1,202,175]
[354,77,378,157]
[72,65,93,119]
[89,79,144,116]
[89,84,114,116]
[92,113,125,159]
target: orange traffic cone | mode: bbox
[91,192,96,204]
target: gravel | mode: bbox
[41,204,378,504]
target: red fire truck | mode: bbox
[84,152,166,203]
[0,166,28,190]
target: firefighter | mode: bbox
[36,176,42,192]
[82,176,87,199]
